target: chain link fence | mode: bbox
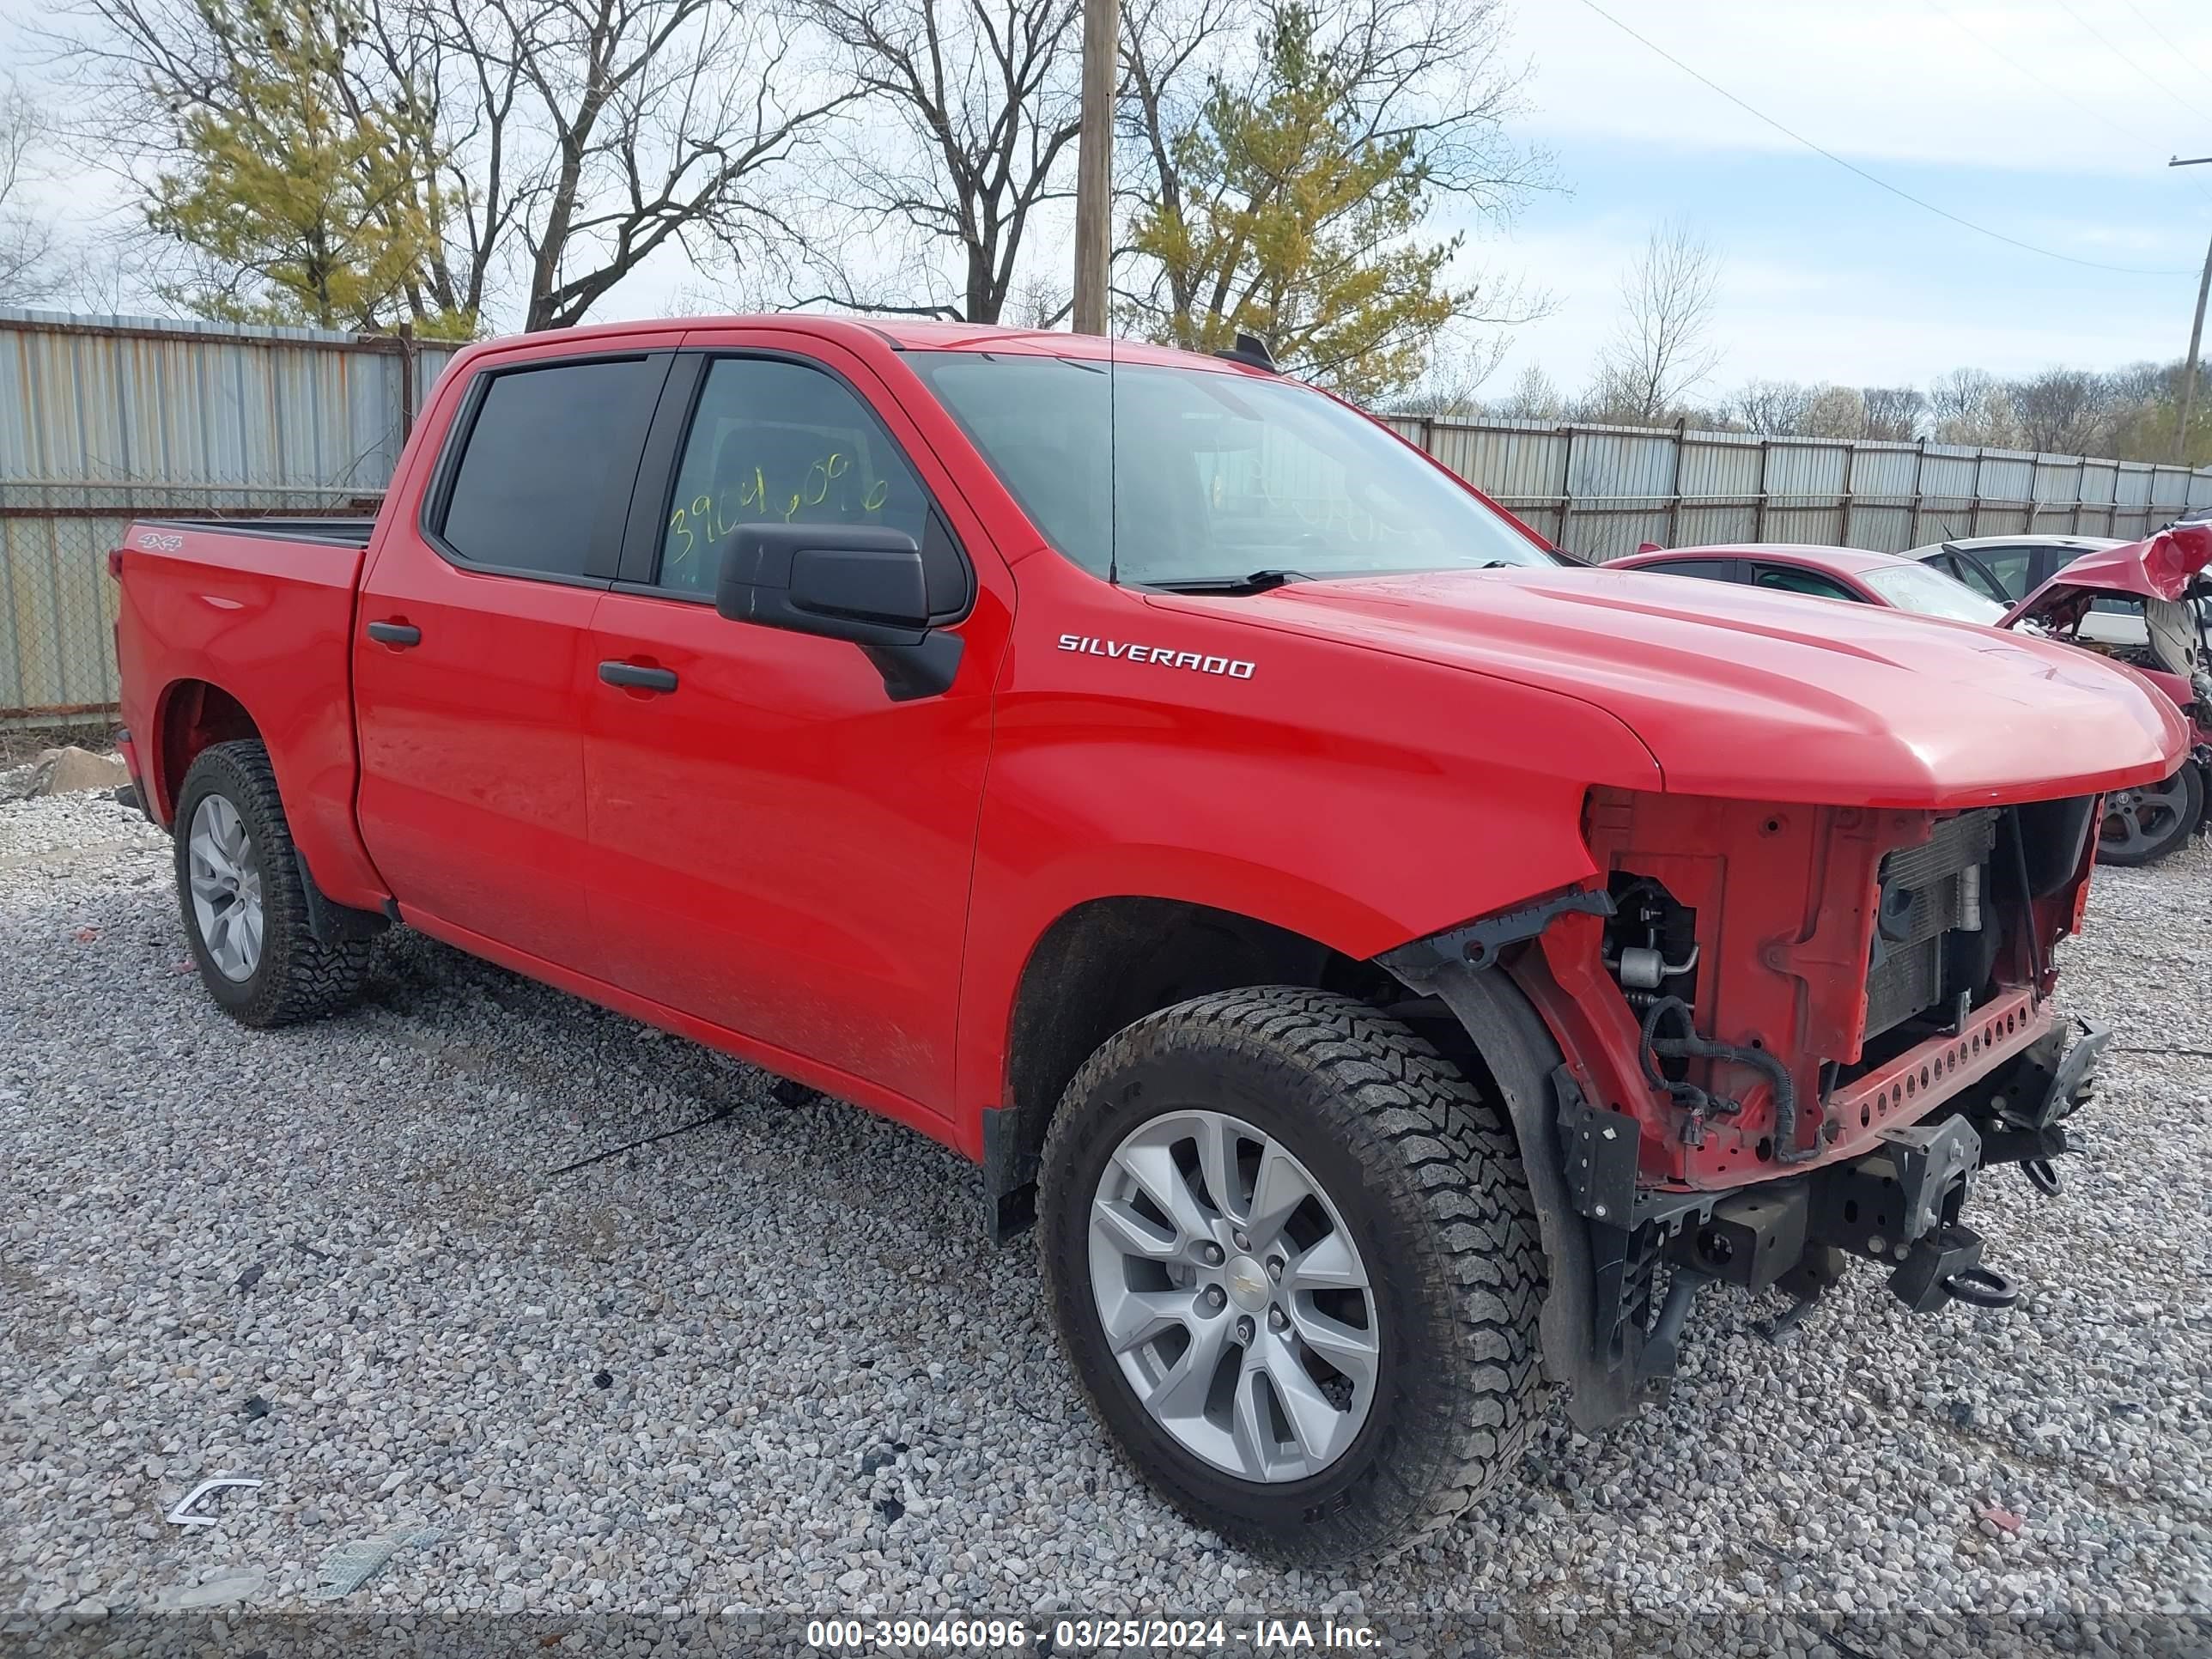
[2,490,381,730]
[1,307,450,729]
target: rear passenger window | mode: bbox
[1753,564,1859,602]
[656,357,966,614]
[1634,558,1735,582]
[438,358,664,578]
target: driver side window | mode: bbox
[656,358,933,596]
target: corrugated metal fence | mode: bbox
[1386,414,2212,563]
[0,308,459,721]
[6,307,2212,720]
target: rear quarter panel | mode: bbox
[116,523,386,906]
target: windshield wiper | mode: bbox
[1146,568,1314,595]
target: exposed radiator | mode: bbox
[1864,809,1997,1040]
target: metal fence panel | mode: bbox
[6,307,2212,719]
[1402,416,2212,564]
[1,310,454,719]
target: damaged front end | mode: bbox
[1383,787,2111,1432]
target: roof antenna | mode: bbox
[1212,331,1276,372]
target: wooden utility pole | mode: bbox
[2173,155,2212,465]
[1072,0,1118,335]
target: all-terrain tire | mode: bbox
[1037,987,1546,1561]
[173,739,371,1027]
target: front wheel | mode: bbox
[2097,763,2204,866]
[1037,988,1545,1560]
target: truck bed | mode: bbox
[113,516,387,910]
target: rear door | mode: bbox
[579,339,1006,1115]
[355,349,671,963]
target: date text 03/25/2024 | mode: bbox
[805,1616,1379,1650]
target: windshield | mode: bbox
[903,353,1553,585]
[1861,562,2009,625]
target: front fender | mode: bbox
[1382,952,1638,1431]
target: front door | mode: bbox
[581,347,1004,1115]
[355,350,668,964]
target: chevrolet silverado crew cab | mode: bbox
[112,318,2185,1559]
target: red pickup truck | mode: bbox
[112,317,2184,1559]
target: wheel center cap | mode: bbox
[1224,1255,1271,1313]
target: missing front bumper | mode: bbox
[1568,1015,2106,1426]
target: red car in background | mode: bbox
[1614,531,2212,866]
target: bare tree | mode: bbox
[1928,367,2014,445]
[1489,361,1562,422]
[1859,385,1925,441]
[2005,368,2117,455]
[0,79,67,304]
[790,0,1085,324]
[459,0,851,330]
[47,0,848,331]
[1799,385,1866,440]
[1386,327,1511,416]
[1591,219,1721,422]
[1731,378,1817,435]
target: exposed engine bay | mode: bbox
[1390,784,2112,1431]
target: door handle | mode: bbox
[599,660,678,693]
[366,621,421,647]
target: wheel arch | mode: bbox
[151,678,262,828]
[982,894,1399,1239]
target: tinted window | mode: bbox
[906,354,1552,584]
[1630,558,1735,582]
[1753,563,1861,602]
[440,358,664,577]
[657,358,957,607]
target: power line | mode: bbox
[1921,0,2212,208]
[1573,0,2199,278]
[2057,0,2204,104]
[2114,0,2210,79]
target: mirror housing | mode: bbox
[714,522,961,701]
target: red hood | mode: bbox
[2000,521,2212,626]
[1154,565,2185,808]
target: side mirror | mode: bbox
[715,522,962,701]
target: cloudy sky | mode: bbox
[5,0,2210,397]
[1477,0,2212,394]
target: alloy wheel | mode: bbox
[1087,1109,1379,1483]
[2100,773,2193,860]
[187,794,264,981]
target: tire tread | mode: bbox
[174,739,371,1027]
[1039,985,1546,1560]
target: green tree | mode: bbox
[146,0,471,336]
[1124,3,1476,402]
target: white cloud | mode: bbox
[1510,0,2212,179]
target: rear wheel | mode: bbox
[173,740,371,1027]
[2097,763,2203,866]
[1038,988,1544,1560]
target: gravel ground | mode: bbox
[2,789,2209,1656]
